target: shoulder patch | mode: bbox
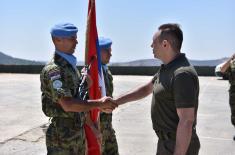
[49,70,61,80]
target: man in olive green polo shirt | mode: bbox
[111,23,200,155]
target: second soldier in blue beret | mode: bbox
[99,37,119,155]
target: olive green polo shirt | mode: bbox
[151,53,199,133]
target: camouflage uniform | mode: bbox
[40,53,85,155]
[100,66,119,155]
[227,59,235,126]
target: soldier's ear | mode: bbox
[162,40,167,47]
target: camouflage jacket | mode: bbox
[103,66,113,97]
[228,59,235,85]
[100,65,114,125]
[40,53,82,119]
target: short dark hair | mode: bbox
[158,23,183,51]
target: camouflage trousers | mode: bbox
[46,121,85,155]
[100,113,119,155]
[229,85,235,126]
[101,126,119,155]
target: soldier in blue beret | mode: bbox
[40,23,118,155]
[99,37,119,155]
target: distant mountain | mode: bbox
[0,51,229,66]
[0,51,45,65]
[111,59,161,66]
[189,58,228,66]
[110,57,229,67]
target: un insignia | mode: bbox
[53,80,62,89]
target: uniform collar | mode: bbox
[162,53,186,69]
[102,64,108,71]
[55,50,77,69]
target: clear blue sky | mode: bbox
[0,0,234,62]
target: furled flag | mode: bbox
[84,0,106,154]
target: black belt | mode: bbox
[52,117,83,129]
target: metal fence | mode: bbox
[0,65,216,76]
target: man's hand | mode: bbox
[85,74,92,88]
[221,53,235,73]
[99,96,118,113]
[101,98,119,113]
[231,53,235,60]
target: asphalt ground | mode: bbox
[0,74,234,155]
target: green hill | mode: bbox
[0,51,45,65]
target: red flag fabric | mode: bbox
[84,0,103,154]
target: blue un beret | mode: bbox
[98,37,112,49]
[50,23,78,38]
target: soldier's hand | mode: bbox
[99,96,118,112]
[101,108,113,114]
[101,97,117,113]
[81,67,93,88]
[85,74,93,88]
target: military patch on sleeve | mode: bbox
[52,80,63,89]
[48,70,61,81]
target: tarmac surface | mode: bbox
[0,74,234,155]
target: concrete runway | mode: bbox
[0,74,234,155]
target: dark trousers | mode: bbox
[156,136,200,155]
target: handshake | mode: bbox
[98,96,119,113]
